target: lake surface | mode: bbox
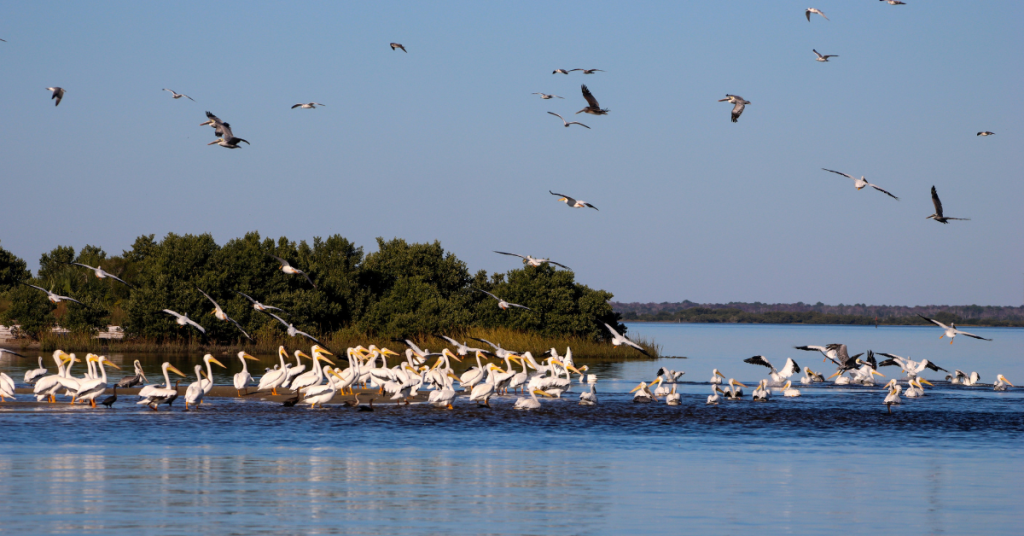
[1,323,1021,535]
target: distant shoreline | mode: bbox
[623,320,1019,329]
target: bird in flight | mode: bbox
[532,93,563,100]
[977,131,994,136]
[550,190,598,210]
[163,89,195,101]
[881,0,906,5]
[926,186,970,224]
[552,68,572,75]
[202,111,249,149]
[236,291,286,314]
[494,251,571,270]
[265,312,323,344]
[473,288,531,311]
[46,87,66,106]
[718,94,749,123]
[197,288,252,340]
[269,254,316,287]
[918,315,992,344]
[577,85,609,115]
[821,168,899,200]
[390,43,406,52]
[604,323,651,357]
[66,262,133,287]
[547,111,590,129]
[806,8,829,21]
[813,49,838,62]
[573,68,604,75]
[162,309,206,334]
[21,283,84,305]
[291,102,325,109]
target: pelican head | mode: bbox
[629,382,648,393]
[278,346,289,359]
[98,356,121,370]
[782,380,792,390]
[203,354,227,368]
[729,378,746,388]
[166,364,188,377]
[713,369,724,377]
[998,374,1013,386]
[315,353,336,366]
[311,345,334,356]
[442,348,462,362]
[918,378,934,387]
[238,351,259,362]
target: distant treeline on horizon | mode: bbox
[613,301,1024,328]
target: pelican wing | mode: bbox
[794,345,827,353]
[236,291,259,305]
[102,271,134,287]
[744,355,774,371]
[822,168,856,181]
[469,337,501,351]
[300,270,316,288]
[228,318,253,340]
[494,251,528,261]
[917,315,947,329]
[780,358,800,377]
[924,361,949,373]
[268,254,292,268]
[581,84,601,109]
[547,111,566,123]
[930,186,944,218]
[265,311,290,328]
[958,330,992,341]
[568,121,591,129]
[294,329,322,345]
[196,288,220,309]
[472,287,501,301]
[506,302,532,311]
[603,322,624,339]
[69,262,97,271]
[548,261,571,270]
[864,350,877,369]
[869,183,899,200]
[21,282,50,294]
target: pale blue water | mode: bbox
[1,323,1021,535]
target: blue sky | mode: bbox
[1,1,1021,306]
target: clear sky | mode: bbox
[1,1,1021,306]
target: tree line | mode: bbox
[620,306,1023,327]
[0,233,625,343]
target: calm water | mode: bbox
[1,323,1022,535]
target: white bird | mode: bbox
[24,356,48,384]
[202,111,249,149]
[163,88,194,101]
[994,374,1014,391]
[905,377,933,398]
[977,131,994,136]
[496,250,573,270]
[162,309,206,334]
[552,68,571,75]
[813,49,838,62]
[33,351,71,403]
[533,93,563,99]
[515,389,555,410]
[437,335,488,357]
[806,8,829,21]
[926,186,970,224]
[196,354,227,396]
[707,385,726,405]
[469,364,502,407]
[574,68,604,75]
[547,111,590,129]
[651,377,672,397]
[281,350,310,389]
[725,378,746,399]
[289,347,335,395]
[185,365,206,409]
[233,351,260,397]
[800,367,825,384]
[578,384,598,406]
[72,355,122,407]
[236,291,286,314]
[710,369,725,384]
[881,0,906,5]
[46,87,66,106]
[656,367,685,383]
[752,379,771,401]
[266,311,323,345]
[197,288,251,340]
[137,362,188,410]
[743,355,800,386]
[917,315,992,344]
[473,288,531,311]
[67,262,133,287]
[268,254,316,287]
[302,369,343,409]
[0,348,27,360]
[822,168,899,200]
[550,190,599,210]
[665,385,681,405]
[604,323,651,356]
[0,370,16,401]
[718,94,749,123]
[257,347,291,395]
[781,380,801,397]
[884,385,901,412]
[576,84,609,115]
[291,102,325,109]
[630,381,656,403]
[21,283,84,305]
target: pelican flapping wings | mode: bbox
[533,93,563,100]
[66,262,133,287]
[265,311,323,345]
[291,102,325,109]
[553,68,571,75]
[390,43,406,52]
[163,89,194,101]
[21,282,84,305]
[46,87,66,106]
[718,94,749,123]
[918,315,992,343]
[881,1,906,5]
[604,323,651,357]
[572,69,604,75]
[577,84,609,115]
[493,251,570,270]
[926,186,969,223]
[806,8,829,21]
[202,111,249,149]
[743,355,800,385]
[162,309,206,334]
[822,168,899,200]
[547,112,590,129]
[268,254,316,287]
[197,288,251,340]
[473,288,531,311]
[813,49,838,62]
[236,291,286,314]
[549,190,598,210]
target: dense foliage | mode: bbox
[0,232,624,342]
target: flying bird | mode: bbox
[493,251,570,270]
[390,43,406,52]
[977,131,994,136]
[291,102,325,109]
[813,49,838,62]
[604,323,651,357]
[552,68,572,75]
[577,84,609,115]
[532,93,563,99]
[926,186,970,224]
[46,87,66,106]
[66,262,133,287]
[718,94,749,123]
[162,89,194,101]
[236,291,286,314]
[549,190,598,210]
[918,315,992,344]
[196,288,252,340]
[268,254,316,287]
[822,168,899,200]
[881,0,906,5]
[21,283,84,305]
[806,8,829,21]
[162,309,206,334]
[265,311,323,344]
[202,111,249,149]
[473,288,531,311]
[547,111,590,129]
[573,69,604,75]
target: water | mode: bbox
[1,323,1022,535]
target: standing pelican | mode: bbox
[576,84,609,115]
[604,323,651,356]
[822,169,899,200]
[67,262,133,287]
[547,111,590,129]
[46,87,66,106]
[813,49,838,62]
[197,288,251,340]
[266,312,322,345]
[549,190,598,210]
[117,360,147,388]
[33,351,71,403]
[710,369,725,384]
[918,315,992,344]
[806,8,829,21]
[993,375,1014,391]
[533,93,563,99]
[233,352,259,396]
[163,89,194,101]
[257,346,291,395]
[473,288,531,311]
[884,385,901,413]
[281,350,311,389]
[578,384,598,406]
[20,283,84,305]
[926,186,970,223]
[137,362,187,410]
[202,111,249,148]
[390,43,406,52]
[291,102,325,109]
[236,291,286,314]
[0,370,16,401]
[72,355,121,407]
[185,365,206,409]
[162,309,206,334]
[268,254,316,287]
[718,94,750,123]
[197,354,227,396]
[24,356,48,384]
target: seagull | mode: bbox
[202,111,249,149]
[576,84,609,115]
[46,87,66,106]
[572,69,604,75]
[196,288,252,340]
[265,311,323,345]
[20,283,84,305]
[291,102,325,109]
[268,254,316,287]
[532,93,563,99]
[493,251,570,270]
[552,69,572,75]
[918,315,992,344]
[65,262,133,287]
[162,89,194,101]
[822,168,899,200]
[718,94,749,123]
[881,0,906,5]
[977,131,994,136]
[162,309,206,334]
[473,288,531,311]
[236,291,286,314]
[547,111,590,129]
[813,49,838,62]
[926,186,970,224]
[604,323,651,357]
[549,190,598,210]
[806,8,829,21]
[390,43,406,52]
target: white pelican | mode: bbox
[884,385,901,412]
[0,370,15,401]
[800,367,825,384]
[710,369,724,384]
[781,381,801,397]
[665,385,681,405]
[281,350,311,388]
[46,87,66,106]
[268,254,316,287]
[552,68,571,75]
[292,102,325,109]
[390,42,406,52]
[752,379,771,401]
[806,8,829,21]
[24,356,48,384]
[256,346,291,395]
[954,370,981,385]
[21,283,83,305]
[469,364,502,407]
[162,309,206,334]
[459,350,492,389]
[437,335,487,357]
[302,369,342,409]
[473,288,531,311]
[54,353,84,397]
[236,291,286,314]
[977,131,994,136]
[573,68,604,75]
[515,389,556,410]
[202,111,249,148]
[725,379,745,399]
[508,355,531,394]
[266,312,322,345]
[794,344,839,362]
[197,354,227,395]
[917,315,991,344]
[743,356,800,386]
[547,111,590,129]
[994,375,1013,391]
[630,381,656,403]
[718,94,749,123]
[67,262,133,287]
[185,365,206,409]
[163,89,194,101]
[137,362,187,410]
[822,169,899,200]
[533,93,563,99]
[290,347,334,394]
[576,84,609,115]
[905,378,933,398]
[849,362,885,385]
[33,351,71,402]
[117,360,147,388]
[651,377,672,397]
[926,186,970,224]
[707,386,726,405]
[813,49,838,62]
[578,384,598,406]
[233,351,259,396]
[428,372,460,409]
[657,367,685,383]
[72,355,121,406]
[0,348,26,360]
[604,323,651,356]
[494,251,571,270]
[197,288,251,340]
[550,190,599,210]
